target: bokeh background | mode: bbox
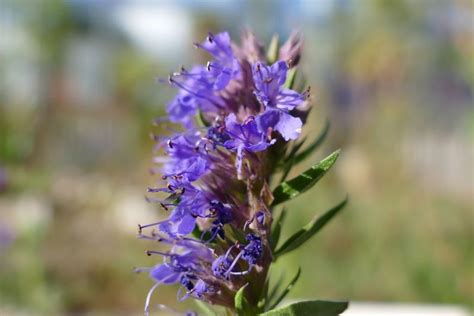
[1,0,473,314]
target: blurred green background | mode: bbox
[0,0,472,315]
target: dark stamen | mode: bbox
[146,250,170,257]
[207,33,214,43]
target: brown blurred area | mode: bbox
[0,0,472,314]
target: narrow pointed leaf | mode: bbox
[258,279,270,311]
[283,68,297,89]
[270,208,286,251]
[267,267,301,310]
[279,120,329,182]
[292,120,330,165]
[274,197,348,258]
[235,283,250,316]
[266,272,284,308]
[272,150,340,206]
[259,300,348,316]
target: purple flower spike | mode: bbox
[138,31,318,314]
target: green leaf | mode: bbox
[274,197,348,259]
[258,279,270,311]
[283,68,297,89]
[259,300,348,316]
[270,208,286,251]
[267,34,279,64]
[267,268,301,311]
[292,120,330,165]
[266,272,284,306]
[194,300,217,316]
[272,150,340,206]
[235,283,250,316]
[279,120,329,183]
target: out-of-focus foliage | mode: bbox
[0,0,472,314]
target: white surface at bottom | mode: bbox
[343,302,471,316]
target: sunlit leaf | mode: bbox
[279,120,329,183]
[272,150,340,206]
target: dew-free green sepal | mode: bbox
[272,150,340,206]
[258,300,349,316]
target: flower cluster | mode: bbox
[137,31,313,315]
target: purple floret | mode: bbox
[197,32,241,90]
[252,60,304,111]
[223,113,276,177]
